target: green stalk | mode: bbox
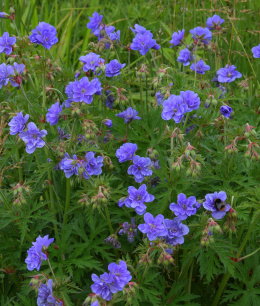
[104,204,113,235]
[68,120,76,152]
[140,76,143,118]
[47,257,69,306]
[194,45,197,88]
[212,210,260,306]
[16,148,23,182]
[63,178,71,226]
[42,49,46,111]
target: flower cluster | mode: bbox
[161,90,201,123]
[164,217,190,246]
[9,113,47,154]
[29,22,58,49]
[91,261,132,301]
[59,152,103,179]
[119,218,138,242]
[87,12,121,48]
[65,76,102,107]
[130,24,160,55]
[25,235,54,271]
[37,279,62,306]
[0,62,25,89]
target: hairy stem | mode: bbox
[104,204,114,235]
[63,178,71,226]
[140,76,143,118]
[16,148,23,182]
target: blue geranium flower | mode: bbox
[169,29,185,47]
[190,59,210,74]
[29,22,58,50]
[127,155,153,183]
[0,32,16,55]
[116,143,137,163]
[8,111,29,135]
[46,102,63,126]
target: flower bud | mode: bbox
[212,99,218,106]
[244,132,250,138]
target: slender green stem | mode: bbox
[16,149,23,182]
[68,120,76,152]
[20,84,33,108]
[212,210,260,306]
[42,49,46,112]
[183,112,190,130]
[140,76,143,118]
[104,204,113,235]
[63,178,71,226]
[224,118,227,159]
[12,18,20,36]
[194,45,197,88]
[47,258,69,306]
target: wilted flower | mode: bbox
[190,27,212,45]
[29,22,58,49]
[105,59,126,77]
[116,107,141,124]
[125,184,154,215]
[19,122,47,154]
[206,15,225,30]
[155,91,164,105]
[220,105,232,118]
[169,29,185,47]
[203,191,231,219]
[104,234,121,249]
[105,90,115,109]
[177,48,194,66]
[169,193,197,220]
[46,102,63,126]
[91,273,114,301]
[91,261,131,301]
[138,212,168,241]
[217,65,242,83]
[8,111,29,135]
[190,59,210,74]
[127,155,153,183]
[116,143,138,163]
[87,12,103,33]
[161,95,187,123]
[119,218,138,242]
[130,26,160,56]
[0,32,16,55]
[252,44,260,58]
